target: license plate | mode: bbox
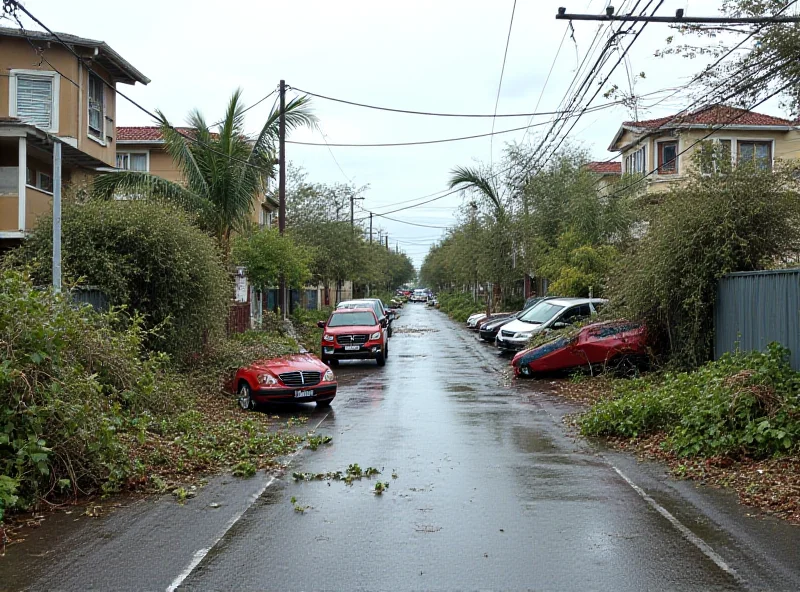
[344,345,360,351]
[294,389,314,398]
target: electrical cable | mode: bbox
[490,0,518,163]
[284,102,621,148]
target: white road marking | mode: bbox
[165,411,331,592]
[610,464,744,585]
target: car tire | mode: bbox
[316,399,333,408]
[238,382,257,411]
[387,326,393,338]
[376,352,386,367]
[384,342,389,358]
[323,357,339,367]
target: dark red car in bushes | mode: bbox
[318,308,388,367]
[512,321,648,377]
[234,353,337,409]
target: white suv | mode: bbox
[495,298,606,352]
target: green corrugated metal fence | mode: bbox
[715,269,800,370]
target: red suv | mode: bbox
[318,308,388,366]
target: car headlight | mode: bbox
[323,369,335,382]
[515,332,533,339]
[323,334,334,342]
[257,373,278,386]
[370,331,381,340]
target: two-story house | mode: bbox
[115,126,279,228]
[607,104,797,197]
[0,27,149,248]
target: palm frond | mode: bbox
[448,166,503,213]
[156,110,211,198]
[91,171,212,216]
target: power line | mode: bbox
[490,0,518,163]
[286,86,621,119]
[286,101,620,148]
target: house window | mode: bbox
[36,171,53,193]
[26,167,34,186]
[625,146,646,174]
[116,152,148,171]
[738,141,772,170]
[10,71,59,133]
[657,141,678,174]
[88,73,105,140]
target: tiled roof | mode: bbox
[624,105,793,129]
[116,126,198,142]
[586,161,621,174]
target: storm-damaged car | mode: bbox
[511,321,648,377]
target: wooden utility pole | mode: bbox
[555,6,800,23]
[385,235,389,250]
[369,212,373,244]
[278,79,287,316]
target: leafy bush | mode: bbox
[0,269,186,513]
[232,228,312,290]
[9,200,230,361]
[579,343,800,458]
[608,160,800,369]
[437,292,481,322]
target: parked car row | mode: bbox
[458,295,646,377]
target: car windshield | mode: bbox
[518,302,565,325]
[327,311,376,327]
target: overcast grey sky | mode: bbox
[23,0,786,266]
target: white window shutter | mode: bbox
[16,76,53,129]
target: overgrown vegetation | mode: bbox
[579,344,799,459]
[0,269,185,513]
[608,158,800,369]
[436,291,481,323]
[10,200,229,361]
[0,271,316,526]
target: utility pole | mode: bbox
[278,79,287,317]
[555,6,800,23]
[369,212,373,244]
[349,193,364,233]
[52,140,62,292]
[385,235,389,250]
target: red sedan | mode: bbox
[512,321,647,377]
[235,353,337,409]
[318,308,388,366]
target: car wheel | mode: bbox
[384,342,389,358]
[238,382,256,411]
[376,352,386,367]
[316,399,333,408]
[387,326,393,338]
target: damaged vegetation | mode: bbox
[0,269,315,529]
[578,345,800,522]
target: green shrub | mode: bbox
[579,343,800,458]
[437,292,481,321]
[608,159,800,369]
[0,269,186,513]
[9,200,230,361]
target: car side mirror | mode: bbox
[552,321,568,329]
[317,320,326,328]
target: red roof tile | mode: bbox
[586,161,621,174]
[116,126,198,142]
[623,105,793,129]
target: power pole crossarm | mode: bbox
[555,7,800,23]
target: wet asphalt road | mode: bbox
[3,304,800,591]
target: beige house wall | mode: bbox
[26,186,51,229]
[0,195,17,231]
[0,37,117,167]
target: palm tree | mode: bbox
[448,165,504,215]
[93,89,316,255]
